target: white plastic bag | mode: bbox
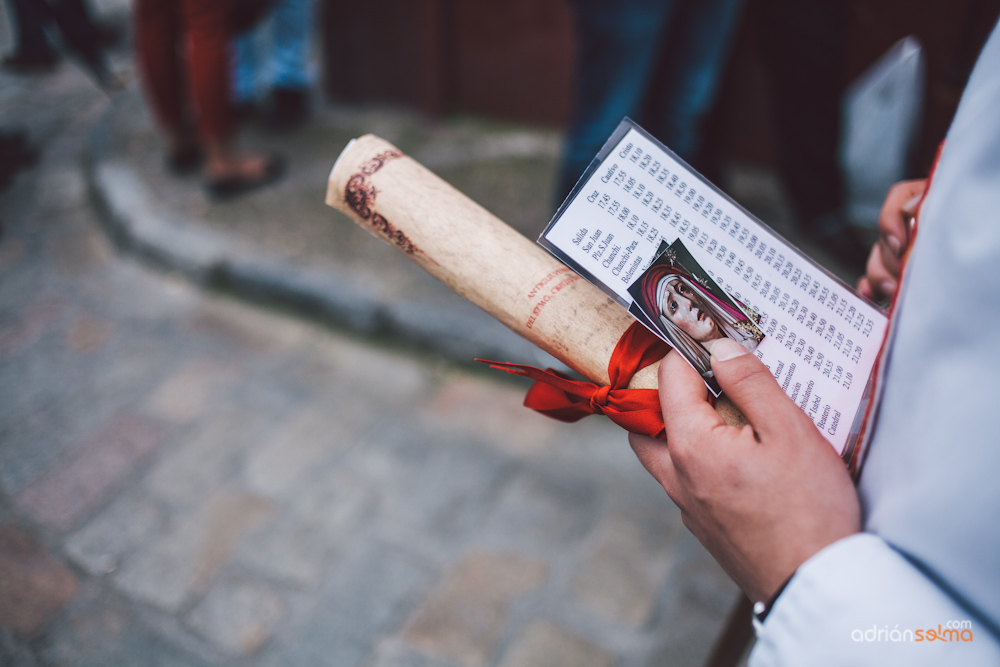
[840,36,925,228]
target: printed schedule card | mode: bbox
[540,119,889,456]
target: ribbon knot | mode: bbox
[590,384,611,413]
[478,321,671,438]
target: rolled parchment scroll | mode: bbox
[326,134,745,428]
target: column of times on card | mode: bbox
[541,124,888,454]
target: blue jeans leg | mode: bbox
[643,0,744,159]
[558,0,676,200]
[269,0,310,91]
[232,31,257,104]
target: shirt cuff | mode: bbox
[749,533,1000,666]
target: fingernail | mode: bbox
[902,193,922,214]
[709,338,750,362]
[879,279,897,295]
[884,233,902,255]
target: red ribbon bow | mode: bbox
[478,322,671,438]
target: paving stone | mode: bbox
[82,335,176,407]
[114,486,275,612]
[186,571,286,656]
[350,430,513,546]
[371,642,458,667]
[644,537,742,667]
[0,237,27,272]
[46,226,109,277]
[66,491,164,575]
[256,636,369,667]
[15,413,163,531]
[254,344,343,398]
[319,542,435,645]
[477,471,597,552]
[0,628,42,667]
[260,542,433,667]
[419,374,557,453]
[0,523,79,636]
[0,295,68,359]
[242,396,368,497]
[41,589,214,667]
[38,167,87,212]
[141,358,242,424]
[316,336,430,407]
[402,551,547,667]
[182,296,311,355]
[569,511,679,627]
[238,469,372,586]
[0,335,155,497]
[66,311,115,352]
[497,621,614,667]
[145,405,272,508]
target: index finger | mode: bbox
[878,180,926,271]
[629,432,681,501]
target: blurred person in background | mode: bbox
[232,0,312,132]
[0,127,37,192]
[133,0,283,199]
[2,0,120,89]
[556,0,744,203]
[752,0,868,270]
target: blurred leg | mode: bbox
[4,0,56,61]
[181,0,283,194]
[260,0,310,131]
[180,0,233,144]
[753,0,846,226]
[45,0,110,81]
[557,0,675,201]
[642,0,744,161]
[133,0,186,133]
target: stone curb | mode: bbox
[83,93,538,366]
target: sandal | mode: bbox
[206,154,285,201]
[166,143,204,176]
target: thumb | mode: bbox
[708,338,813,442]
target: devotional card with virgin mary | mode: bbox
[627,240,765,395]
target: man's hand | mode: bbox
[629,340,860,602]
[857,179,926,301]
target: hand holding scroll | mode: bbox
[628,339,861,602]
[858,179,926,301]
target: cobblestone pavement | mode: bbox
[0,12,745,667]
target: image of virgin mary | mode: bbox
[629,255,763,386]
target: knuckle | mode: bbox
[667,436,695,466]
[878,245,899,274]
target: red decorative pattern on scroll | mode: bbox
[344,150,428,258]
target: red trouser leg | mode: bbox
[133,0,186,132]
[181,0,234,143]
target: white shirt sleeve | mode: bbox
[750,534,1000,666]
